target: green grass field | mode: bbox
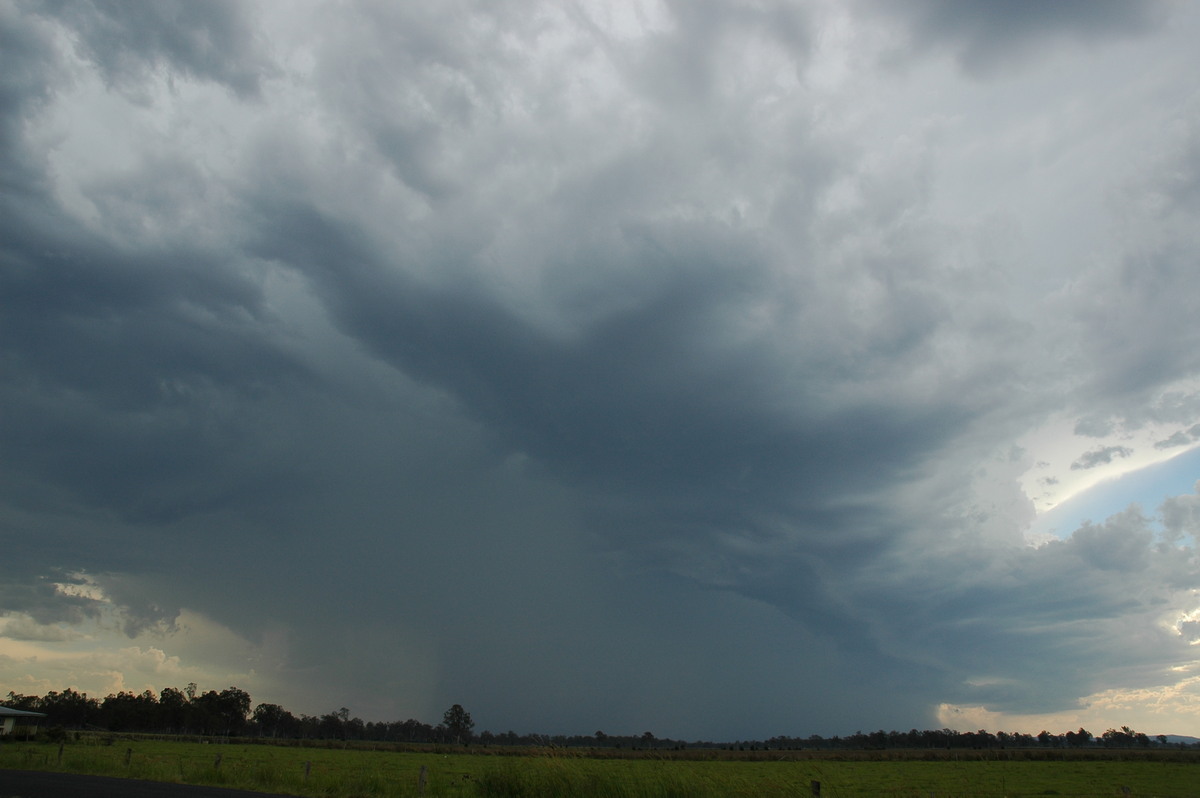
[2,738,1198,797]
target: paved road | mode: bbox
[0,770,297,798]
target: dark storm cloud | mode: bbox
[246,200,965,554]
[853,504,1200,713]
[0,5,64,191]
[1070,121,1200,418]
[0,192,314,524]
[0,574,102,627]
[867,0,1169,74]
[607,0,810,106]
[2,0,1200,737]
[1075,260,1200,410]
[0,5,307,529]
[0,3,315,623]
[23,0,277,100]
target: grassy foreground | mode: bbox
[1,738,1198,797]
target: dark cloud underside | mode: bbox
[2,0,1199,738]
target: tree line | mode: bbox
[3,685,1192,750]
[759,726,1175,751]
[2,686,475,744]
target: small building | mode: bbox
[0,706,47,737]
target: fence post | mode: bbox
[418,764,428,796]
[125,748,132,767]
[304,761,312,782]
[811,780,821,796]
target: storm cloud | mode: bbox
[3,0,1200,739]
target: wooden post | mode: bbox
[125,748,132,766]
[418,764,428,796]
[811,779,821,796]
[214,753,222,771]
[57,742,64,764]
[304,761,312,782]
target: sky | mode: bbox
[2,0,1200,742]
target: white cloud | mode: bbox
[0,614,82,642]
[0,608,274,704]
[941,670,1200,735]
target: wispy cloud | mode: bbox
[1071,446,1135,471]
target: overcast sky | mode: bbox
[3,0,1200,741]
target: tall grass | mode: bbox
[474,757,718,798]
[3,738,1199,797]
[0,739,476,797]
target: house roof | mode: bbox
[0,706,47,717]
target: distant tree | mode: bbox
[252,703,295,738]
[353,718,369,739]
[441,704,474,745]
[1102,727,1132,747]
[98,690,160,732]
[1066,727,1092,747]
[4,692,40,712]
[219,687,251,735]
[297,714,321,738]
[641,731,655,749]
[193,687,250,736]
[159,687,188,732]
[319,707,352,739]
[40,688,97,728]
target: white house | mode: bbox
[0,706,47,736]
